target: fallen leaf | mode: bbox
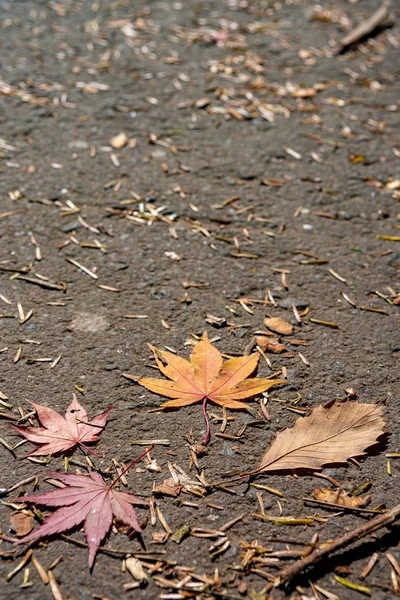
[258,401,384,474]
[139,332,285,443]
[153,463,206,497]
[11,394,112,457]
[153,479,180,497]
[312,487,370,508]
[10,511,34,537]
[256,336,287,353]
[16,462,148,567]
[264,317,293,335]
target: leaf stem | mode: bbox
[76,419,105,428]
[201,398,210,445]
[79,442,101,458]
[108,445,154,490]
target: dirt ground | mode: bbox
[0,0,399,599]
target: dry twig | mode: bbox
[264,503,400,592]
[337,1,392,53]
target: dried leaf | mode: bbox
[264,317,293,336]
[16,469,147,567]
[258,401,384,474]
[11,394,112,457]
[9,511,34,537]
[154,463,206,497]
[255,336,287,354]
[312,487,369,508]
[153,479,180,497]
[139,332,285,443]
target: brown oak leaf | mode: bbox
[257,401,384,474]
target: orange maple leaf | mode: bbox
[139,332,286,443]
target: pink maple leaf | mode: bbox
[11,394,112,457]
[16,449,151,567]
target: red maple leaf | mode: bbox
[16,449,151,567]
[11,394,112,457]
